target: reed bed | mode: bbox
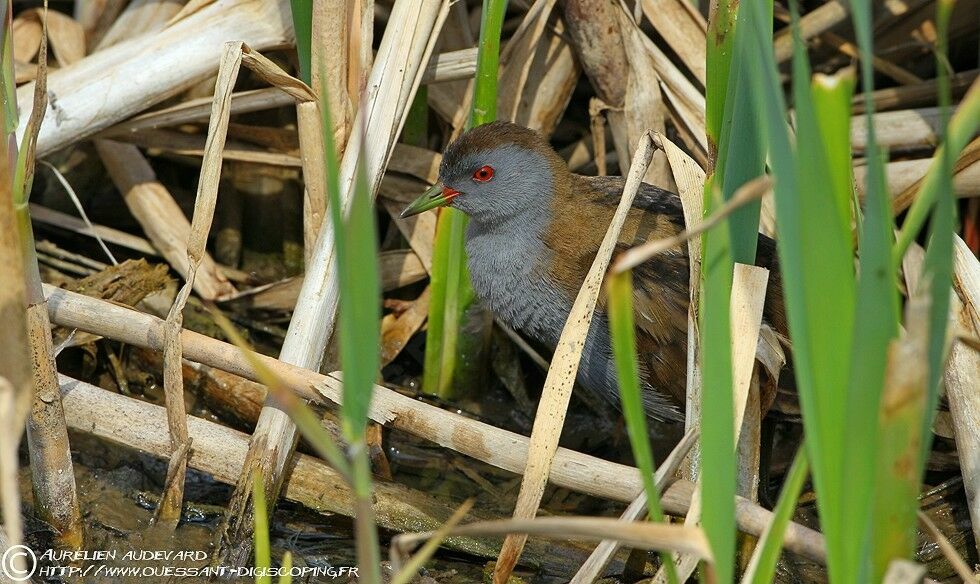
[0,0,979,582]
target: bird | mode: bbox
[402,121,786,422]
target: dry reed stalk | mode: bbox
[655,133,707,481]
[651,265,768,584]
[297,101,327,262]
[381,287,432,366]
[54,375,501,558]
[422,47,478,83]
[730,264,769,502]
[565,0,671,187]
[222,249,427,311]
[415,517,714,560]
[616,7,674,189]
[155,39,311,527]
[29,203,158,256]
[133,36,316,552]
[278,0,447,366]
[24,303,85,549]
[95,141,235,300]
[818,31,922,86]
[570,429,698,583]
[892,136,980,212]
[43,283,647,500]
[561,0,629,111]
[227,0,448,563]
[493,133,658,583]
[15,0,292,156]
[661,479,827,565]
[851,107,942,153]
[381,198,437,271]
[298,0,353,261]
[497,2,579,136]
[91,0,234,302]
[854,69,978,114]
[93,0,182,50]
[905,237,980,558]
[852,157,980,211]
[619,11,706,162]
[101,87,296,135]
[108,128,304,166]
[424,0,474,129]
[156,41,245,527]
[44,283,842,567]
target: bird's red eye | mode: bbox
[472,165,494,182]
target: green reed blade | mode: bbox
[607,270,678,584]
[423,0,508,397]
[288,0,313,84]
[919,0,957,459]
[746,445,809,584]
[737,0,858,579]
[840,0,901,578]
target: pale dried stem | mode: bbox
[905,237,980,559]
[654,133,706,480]
[158,40,244,527]
[730,265,769,502]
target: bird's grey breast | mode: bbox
[464,220,570,345]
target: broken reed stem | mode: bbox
[24,302,85,549]
[157,41,244,528]
[493,132,657,583]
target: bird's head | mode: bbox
[401,121,568,223]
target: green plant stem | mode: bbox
[607,270,678,584]
[423,0,508,397]
[288,0,313,84]
[351,445,381,584]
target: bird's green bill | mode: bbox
[400,183,458,218]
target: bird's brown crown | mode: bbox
[441,121,568,176]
